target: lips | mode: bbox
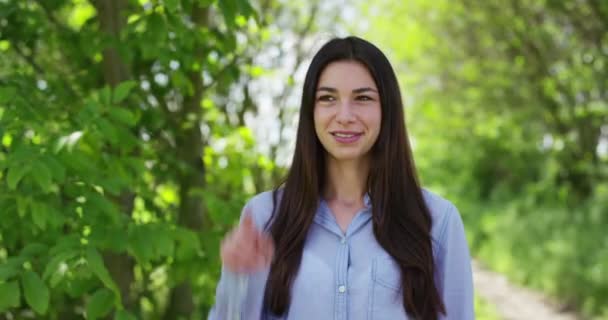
[330,131,363,143]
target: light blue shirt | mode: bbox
[209,189,474,320]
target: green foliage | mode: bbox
[86,288,116,319]
[116,309,138,320]
[87,248,120,298]
[465,188,608,318]
[0,0,282,318]
[0,281,21,311]
[475,294,500,320]
[22,270,50,315]
[364,0,608,318]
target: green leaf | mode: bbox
[43,249,78,282]
[0,86,17,104]
[16,196,30,218]
[115,309,137,320]
[108,108,136,126]
[64,277,95,298]
[31,162,53,192]
[128,226,155,263]
[114,125,138,151]
[86,247,120,296]
[171,71,194,95]
[90,226,128,252]
[49,235,80,257]
[20,243,48,258]
[112,80,137,103]
[86,288,115,320]
[100,85,112,106]
[43,155,66,182]
[7,164,29,190]
[174,228,201,260]
[156,229,175,258]
[62,151,95,174]
[0,257,23,281]
[218,0,237,29]
[87,193,121,224]
[0,281,20,311]
[97,118,119,145]
[30,202,47,230]
[7,145,36,166]
[163,0,179,12]
[77,99,100,125]
[21,270,50,315]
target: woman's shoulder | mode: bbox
[420,188,464,241]
[244,189,283,230]
[421,188,456,218]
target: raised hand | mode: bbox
[220,207,274,273]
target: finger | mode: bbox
[249,226,270,255]
[251,228,263,254]
[253,253,269,270]
[221,230,245,260]
[240,208,257,239]
[232,236,268,270]
[258,234,274,265]
[220,230,237,252]
[234,252,262,272]
[221,246,237,269]
[241,206,254,228]
[220,237,237,265]
[224,236,257,267]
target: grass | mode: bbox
[475,294,501,320]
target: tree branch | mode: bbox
[12,43,45,75]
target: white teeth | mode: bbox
[334,133,356,138]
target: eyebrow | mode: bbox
[316,86,378,94]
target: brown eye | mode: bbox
[317,95,336,102]
[356,95,373,101]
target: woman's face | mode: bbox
[314,60,382,162]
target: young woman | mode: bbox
[209,36,474,320]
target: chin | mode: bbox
[328,151,365,162]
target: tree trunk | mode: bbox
[163,4,210,319]
[93,0,136,311]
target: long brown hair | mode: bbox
[263,36,446,319]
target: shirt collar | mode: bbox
[314,192,373,237]
[318,192,372,215]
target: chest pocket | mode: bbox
[368,253,409,320]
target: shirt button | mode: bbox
[338,285,346,293]
[340,237,346,244]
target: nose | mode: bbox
[335,100,355,125]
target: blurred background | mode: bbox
[0,0,606,319]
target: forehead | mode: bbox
[317,60,377,90]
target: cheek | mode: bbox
[365,106,382,132]
[313,107,330,130]
[374,116,382,133]
[313,108,325,138]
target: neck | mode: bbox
[323,155,370,206]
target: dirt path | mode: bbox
[472,260,583,320]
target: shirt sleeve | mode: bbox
[208,197,272,320]
[207,267,247,320]
[435,203,475,320]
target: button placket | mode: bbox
[334,235,350,320]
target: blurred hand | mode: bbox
[220,207,274,273]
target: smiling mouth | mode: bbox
[330,131,363,144]
[331,132,363,138]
